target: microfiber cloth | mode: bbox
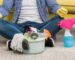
[58,18,75,30]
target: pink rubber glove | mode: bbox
[58,18,75,30]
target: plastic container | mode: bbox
[23,33,45,54]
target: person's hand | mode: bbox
[0,0,3,6]
[57,7,68,18]
[0,13,2,18]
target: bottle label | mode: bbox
[63,36,74,47]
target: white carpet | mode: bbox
[0,41,75,60]
[0,30,75,60]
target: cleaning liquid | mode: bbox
[63,29,75,47]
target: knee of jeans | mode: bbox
[55,16,64,23]
[57,15,64,20]
[0,19,3,22]
[0,19,9,25]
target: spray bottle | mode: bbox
[58,18,75,47]
[63,29,74,47]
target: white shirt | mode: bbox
[18,0,43,23]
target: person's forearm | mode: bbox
[46,0,61,14]
[0,0,14,18]
[0,7,9,18]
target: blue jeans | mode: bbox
[0,16,62,40]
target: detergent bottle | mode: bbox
[63,29,75,47]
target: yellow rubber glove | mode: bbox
[0,13,2,18]
[57,7,68,18]
[0,0,3,18]
[0,0,3,6]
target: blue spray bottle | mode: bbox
[63,29,75,47]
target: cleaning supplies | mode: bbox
[23,27,45,54]
[29,27,38,39]
[63,29,74,47]
[58,18,75,47]
[58,18,75,30]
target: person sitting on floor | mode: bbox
[0,0,68,52]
